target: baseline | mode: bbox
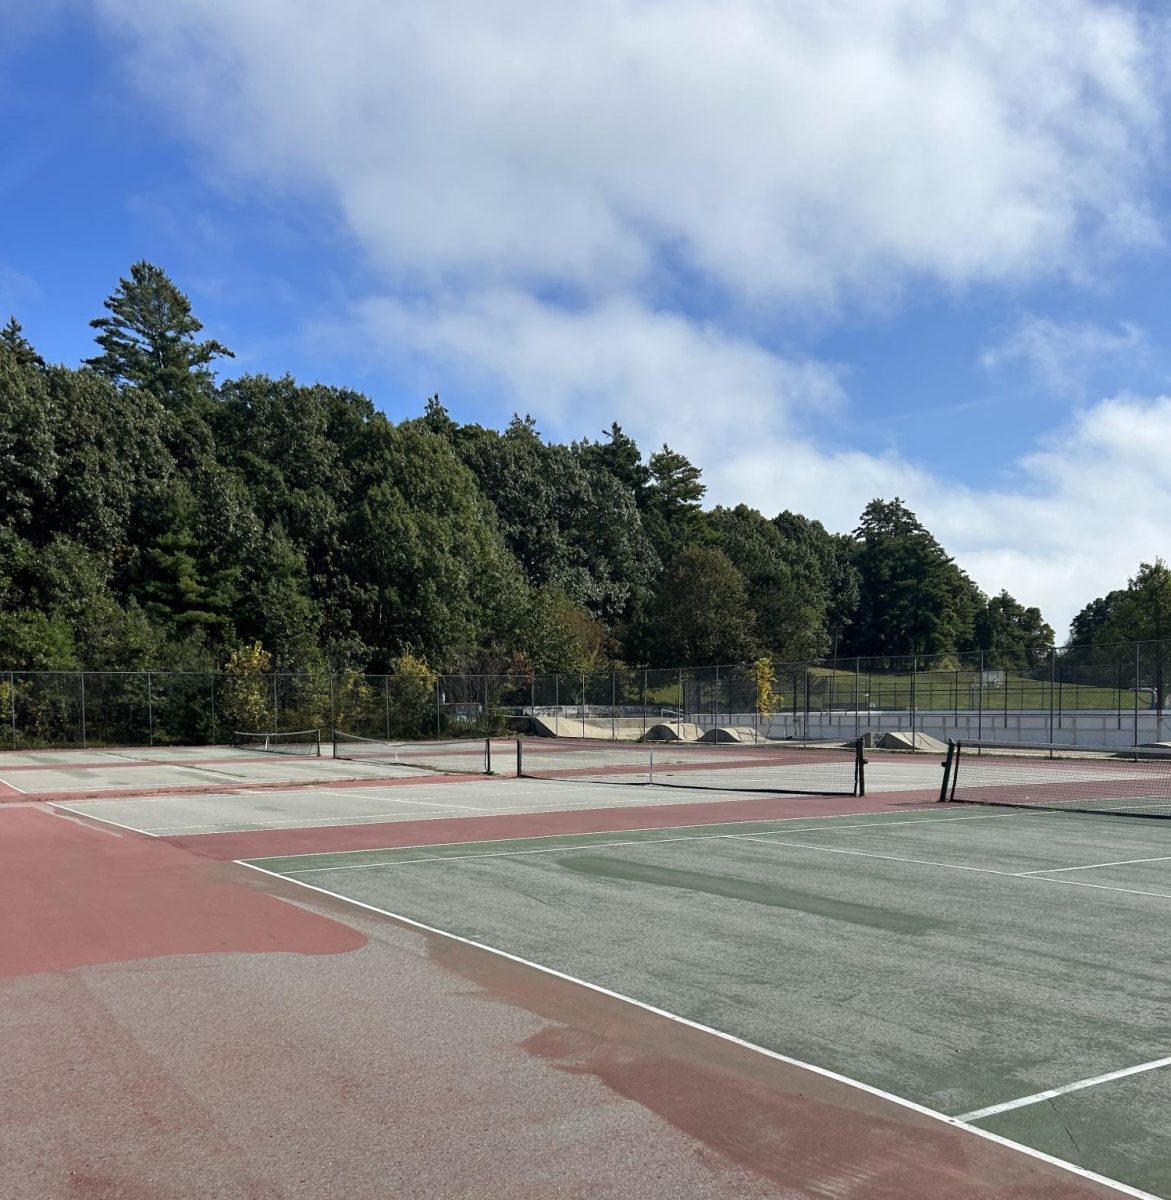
[47,802,159,837]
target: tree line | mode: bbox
[0,262,1165,679]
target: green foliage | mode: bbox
[10,259,1146,693]
[388,651,435,736]
[87,261,233,406]
[637,546,758,666]
[222,642,273,732]
[0,338,56,530]
[643,444,705,561]
[523,586,614,672]
[706,505,827,660]
[973,591,1054,668]
[0,610,78,670]
[846,498,982,658]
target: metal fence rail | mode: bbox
[2,640,1169,751]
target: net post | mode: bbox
[485,737,491,775]
[516,738,523,778]
[855,737,866,796]
[648,742,654,785]
[939,740,956,803]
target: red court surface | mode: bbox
[0,794,1137,1199]
[0,807,364,976]
[170,789,937,861]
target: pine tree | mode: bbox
[87,261,233,406]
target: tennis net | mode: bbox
[232,728,322,756]
[332,731,493,776]
[939,740,1171,818]
[517,737,865,796]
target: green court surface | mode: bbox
[248,807,1171,1197]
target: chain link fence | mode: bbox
[4,640,1171,751]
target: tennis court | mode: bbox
[14,729,1171,1195]
[246,803,1171,1198]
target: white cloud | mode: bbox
[350,290,1171,635]
[980,315,1148,397]
[353,289,846,442]
[94,0,1171,636]
[98,0,1164,305]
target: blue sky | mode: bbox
[4,2,1171,635]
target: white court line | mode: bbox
[729,834,1171,902]
[1019,854,1171,875]
[270,811,1041,875]
[316,789,488,812]
[1033,876,1171,902]
[0,775,27,794]
[959,1055,1171,1122]
[47,803,158,837]
[728,835,1024,879]
[236,860,1159,1200]
[141,809,490,834]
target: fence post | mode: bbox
[611,671,617,742]
[977,652,983,743]
[642,669,647,739]
[910,655,917,737]
[1135,641,1142,747]
[1048,647,1055,745]
[210,674,217,745]
[678,668,683,738]
[715,664,720,732]
[554,673,559,736]
[329,672,337,748]
[79,671,87,749]
[8,670,15,750]
[147,670,154,746]
[272,674,279,732]
[581,672,586,740]
[435,675,441,739]
[854,658,860,741]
